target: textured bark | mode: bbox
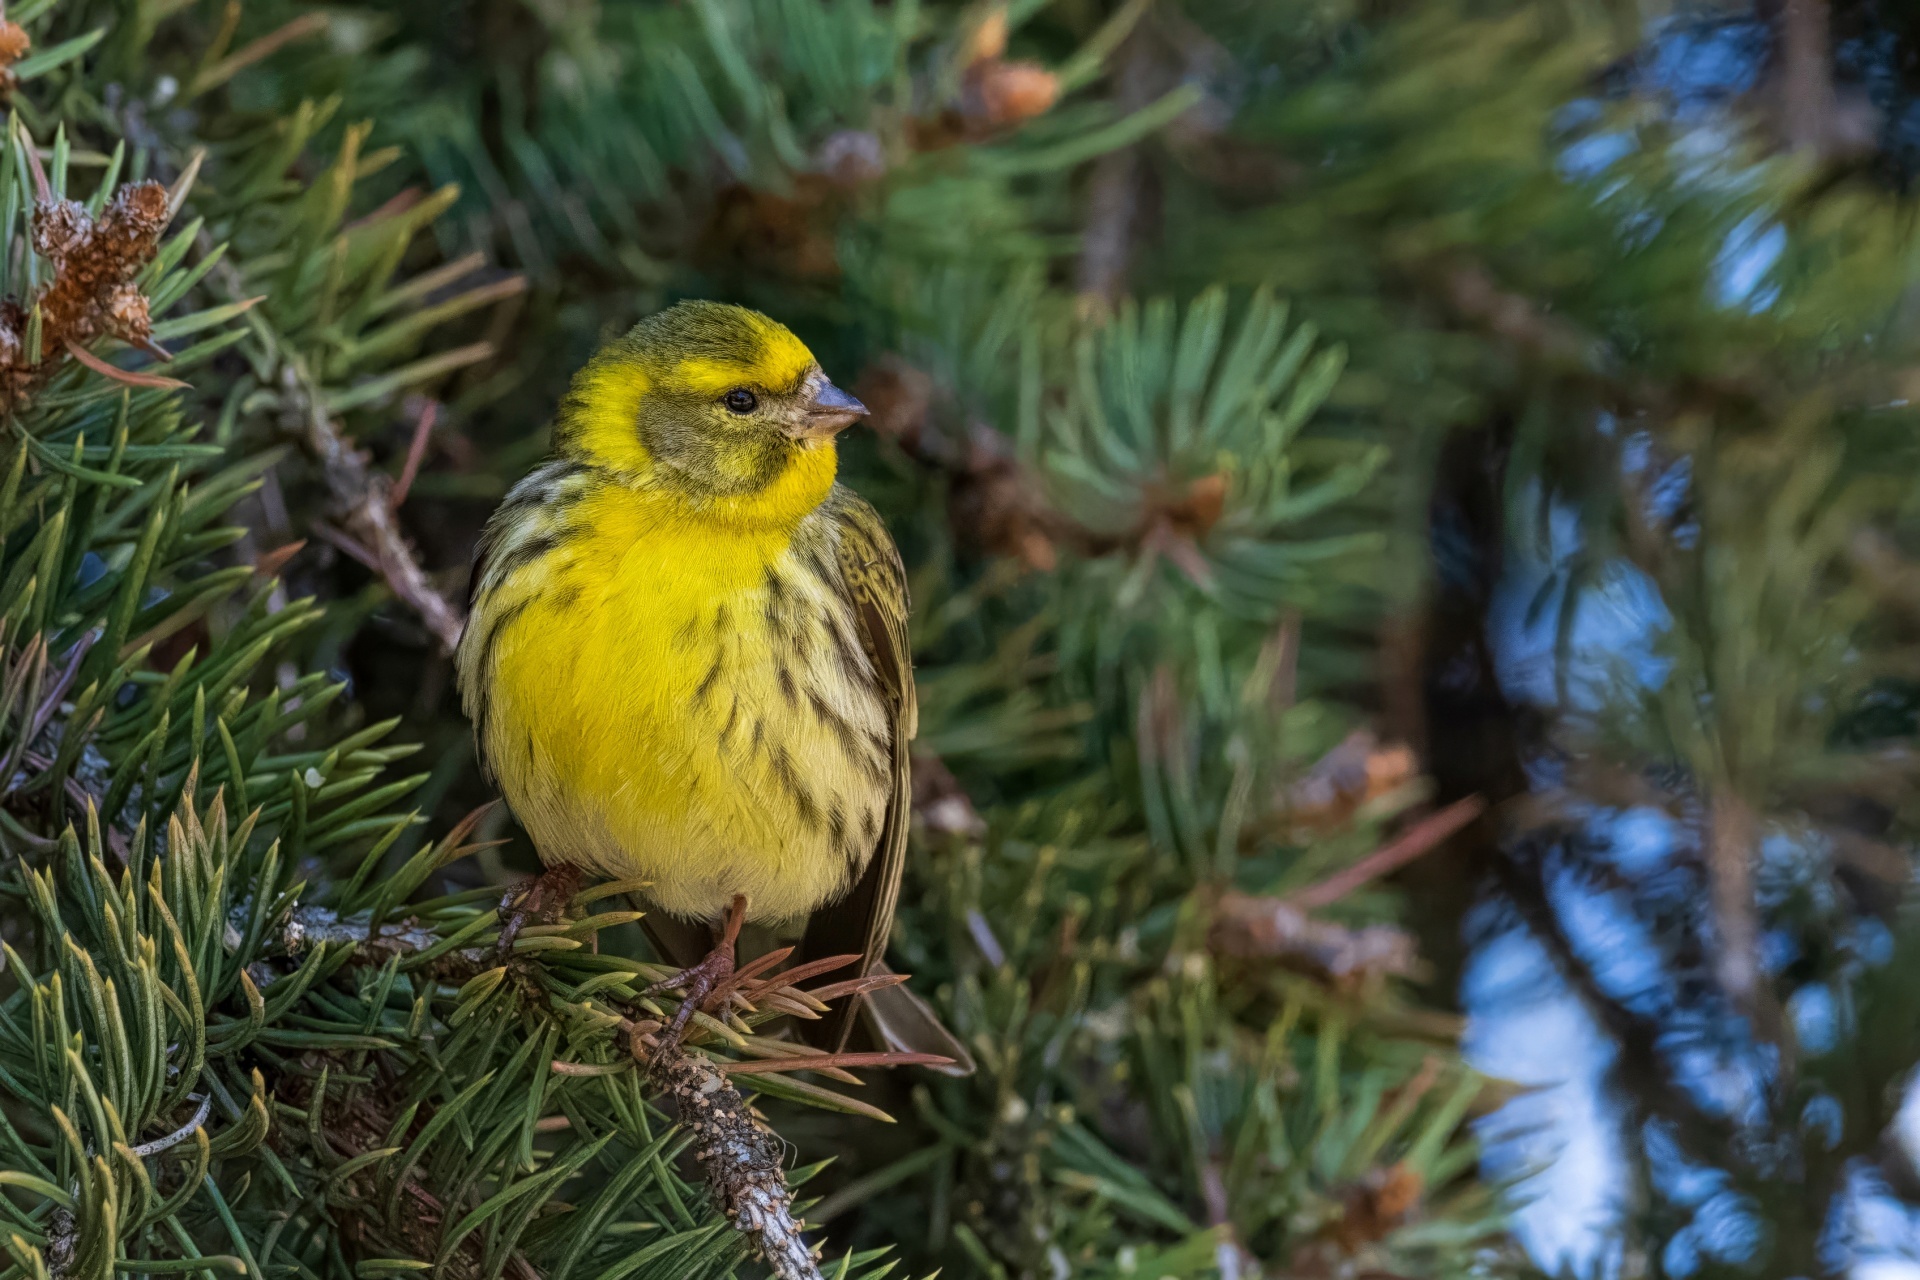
[649,1041,823,1279]
[298,378,468,654]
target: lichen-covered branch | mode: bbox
[646,1039,824,1280]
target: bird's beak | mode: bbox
[793,379,868,440]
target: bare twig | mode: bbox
[289,368,467,653]
[346,476,465,652]
[1290,796,1487,909]
[1210,892,1421,983]
[389,400,438,510]
[274,903,443,958]
[308,519,381,572]
[1705,789,1787,1053]
[1076,31,1158,312]
[184,217,476,656]
[616,946,954,1272]
[128,1093,211,1157]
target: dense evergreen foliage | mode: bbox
[6,0,1920,1275]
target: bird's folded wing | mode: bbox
[800,489,921,1056]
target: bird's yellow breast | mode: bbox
[461,452,892,925]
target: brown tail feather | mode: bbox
[847,961,974,1077]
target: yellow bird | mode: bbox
[456,300,967,1068]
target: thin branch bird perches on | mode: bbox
[611,949,953,1278]
[647,1041,826,1280]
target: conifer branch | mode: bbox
[274,902,445,959]
[299,384,468,654]
[1210,892,1421,983]
[126,1094,212,1157]
[0,152,176,411]
[193,231,473,654]
[645,1038,824,1280]
[1493,832,1739,1172]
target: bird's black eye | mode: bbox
[723,388,757,414]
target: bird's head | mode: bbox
[553,300,867,510]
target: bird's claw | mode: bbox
[495,865,582,959]
[645,946,737,1049]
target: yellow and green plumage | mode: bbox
[456,300,949,1059]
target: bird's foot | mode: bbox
[644,946,737,1047]
[495,864,583,959]
[642,895,747,1050]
